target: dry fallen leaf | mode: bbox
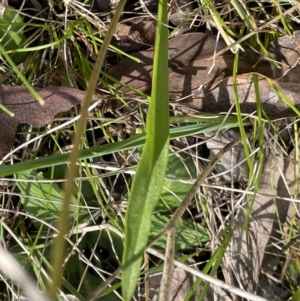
[187,64,300,119]
[114,18,156,51]
[227,151,296,299]
[0,85,85,157]
[2,31,300,157]
[104,30,300,119]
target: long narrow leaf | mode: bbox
[121,0,170,300]
[0,121,241,177]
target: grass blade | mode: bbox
[0,121,241,177]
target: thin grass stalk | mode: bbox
[48,0,127,297]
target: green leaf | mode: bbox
[85,230,124,261]
[0,7,27,63]
[157,153,196,210]
[149,214,209,251]
[0,121,240,177]
[16,170,77,228]
[292,289,300,301]
[121,0,170,300]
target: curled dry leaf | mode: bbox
[114,18,156,51]
[104,30,300,119]
[0,85,85,157]
[227,151,296,299]
[128,19,156,45]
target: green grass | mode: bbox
[0,0,300,300]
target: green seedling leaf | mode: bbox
[16,170,77,228]
[157,153,196,211]
[84,230,124,262]
[292,289,300,301]
[149,214,209,251]
[0,6,27,63]
[121,0,169,300]
[44,164,95,203]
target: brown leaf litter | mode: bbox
[0,86,85,157]
[1,31,300,157]
[104,30,300,118]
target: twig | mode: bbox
[148,247,270,301]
